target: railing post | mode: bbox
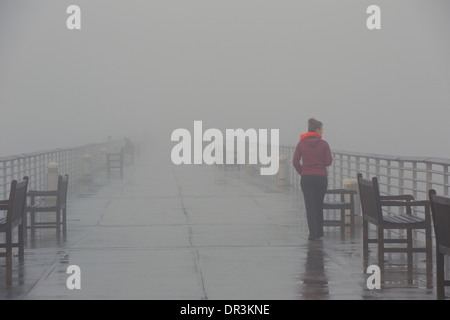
[413,162,418,200]
[375,159,380,177]
[47,162,59,202]
[346,155,351,179]
[444,165,448,196]
[277,155,288,186]
[330,152,334,187]
[82,154,93,183]
[2,161,6,199]
[355,156,360,178]
[101,148,108,170]
[399,161,405,197]
[343,178,361,225]
[387,160,391,195]
[398,160,405,238]
[365,157,370,179]
[291,148,295,187]
[426,162,432,194]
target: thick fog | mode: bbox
[1,0,450,158]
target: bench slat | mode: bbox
[383,213,424,224]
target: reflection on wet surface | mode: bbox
[300,240,329,299]
[0,152,447,299]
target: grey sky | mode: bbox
[1,0,449,157]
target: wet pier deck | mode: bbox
[0,151,439,299]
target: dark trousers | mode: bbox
[301,175,328,238]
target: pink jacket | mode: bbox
[292,133,332,176]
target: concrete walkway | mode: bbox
[0,150,438,299]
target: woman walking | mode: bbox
[292,118,332,240]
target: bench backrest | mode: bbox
[107,149,124,162]
[7,177,29,228]
[57,175,69,208]
[429,189,450,253]
[357,173,383,222]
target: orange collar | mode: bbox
[300,132,322,141]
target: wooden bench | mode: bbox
[357,173,432,268]
[107,147,124,179]
[25,175,69,240]
[323,189,357,233]
[428,189,450,300]
[0,177,29,284]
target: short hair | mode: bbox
[308,118,323,132]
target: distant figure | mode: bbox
[123,137,134,162]
[292,118,333,240]
[123,137,132,152]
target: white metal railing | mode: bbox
[0,140,122,199]
[280,146,450,241]
[280,146,450,199]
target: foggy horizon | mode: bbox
[1,0,449,159]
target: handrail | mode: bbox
[280,146,450,198]
[280,145,450,242]
[0,140,122,199]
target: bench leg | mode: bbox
[350,205,355,235]
[425,225,432,264]
[339,208,347,239]
[377,226,384,269]
[30,211,36,238]
[18,223,24,263]
[407,229,413,266]
[363,220,369,261]
[56,209,61,241]
[406,228,414,285]
[63,208,67,238]
[6,228,12,285]
[436,251,445,300]
[23,211,28,242]
[426,229,433,288]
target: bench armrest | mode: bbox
[380,200,431,221]
[27,190,58,197]
[325,189,357,202]
[380,195,415,201]
[326,189,357,195]
[380,200,429,207]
